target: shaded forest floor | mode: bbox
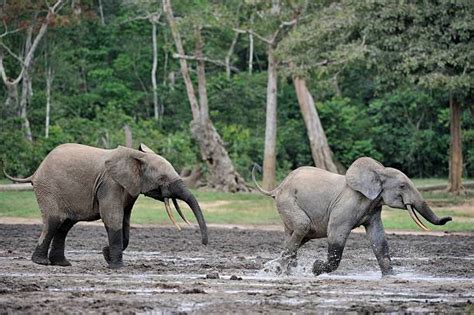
[0,224,472,313]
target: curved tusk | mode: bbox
[407,204,430,231]
[172,198,191,225]
[164,198,181,231]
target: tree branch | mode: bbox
[172,53,239,72]
[233,28,272,45]
[225,31,239,79]
[23,0,65,68]
[0,42,24,64]
[0,26,23,39]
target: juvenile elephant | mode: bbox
[5,143,208,268]
[252,157,451,276]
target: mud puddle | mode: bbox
[0,223,472,313]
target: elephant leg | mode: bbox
[100,201,125,269]
[278,204,311,274]
[313,225,351,276]
[364,211,394,276]
[32,216,62,265]
[103,227,124,269]
[103,201,133,262]
[49,219,77,266]
[122,205,132,251]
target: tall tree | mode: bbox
[163,0,249,192]
[0,0,66,141]
[235,0,298,189]
[293,76,338,172]
[277,2,365,174]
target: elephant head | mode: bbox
[104,144,208,245]
[346,157,451,230]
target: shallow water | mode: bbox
[0,224,472,314]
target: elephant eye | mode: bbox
[399,183,406,189]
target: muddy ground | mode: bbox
[0,223,472,314]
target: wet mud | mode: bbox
[0,223,472,313]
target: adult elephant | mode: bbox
[253,157,451,276]
[4,143,208,269]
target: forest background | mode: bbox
[0,0,472,194]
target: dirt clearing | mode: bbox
[0,223,472,313]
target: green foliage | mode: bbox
[318,98,381,168]
[368,89,450,177]
[0,0,472,184]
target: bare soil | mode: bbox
[0,223,472,314]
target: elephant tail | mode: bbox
[3,168,34,183]
[251,164,276,198]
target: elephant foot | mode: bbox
[312,259,328,276]
[103,246,124,269]
[32,254,50,266]
[108,261,124,269]
[381,268,396,277]
[102,246,111,264]
[49,256,71,266]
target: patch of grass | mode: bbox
[412,178,449,186]
[0,191,40,218]
[381,207,473,232]
[0,188,472,232]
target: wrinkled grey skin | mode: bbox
[253,157,451,276]
[4,143,208,269]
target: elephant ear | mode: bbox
[138,143,156,154]
[346,157,384,200]
[105,146,144,197]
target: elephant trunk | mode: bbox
[169,180,208,245]
[413,201,452,226]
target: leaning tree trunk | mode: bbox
[45,66,53,138]
[19,68,33,142]
[262,46,278,190]
[163,0,249,192]
[190,122,248,192]
[447,96,463,195]
[151,21,160,121]
[293,76,338,173]
[4,83,19,116]
[123,124,133,148]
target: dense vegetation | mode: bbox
[0,0,472,183]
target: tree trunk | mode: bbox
[225,32,239,80]
[151,22,160,121]
[4,83,19,116]
[45,66,53,138]
[163,0,200,119]
[248,32,253,74]
[262,46,278,190]
[0,0,64,141]
[124,124,133,148]
[447,97,463,194]
[194,29,210,124]
[163,0,249,192]
[19,69,33,142]
[293,76,338,173]
[98,0,105,25]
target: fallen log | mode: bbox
[417,181,474,192]
[0,183,33,192]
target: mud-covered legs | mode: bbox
[101,205,132,269]
[32,217,61,265]
[265,204,312,274]
[312,225,351,276]
[364,211,394,276]
[49,219,77,266]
